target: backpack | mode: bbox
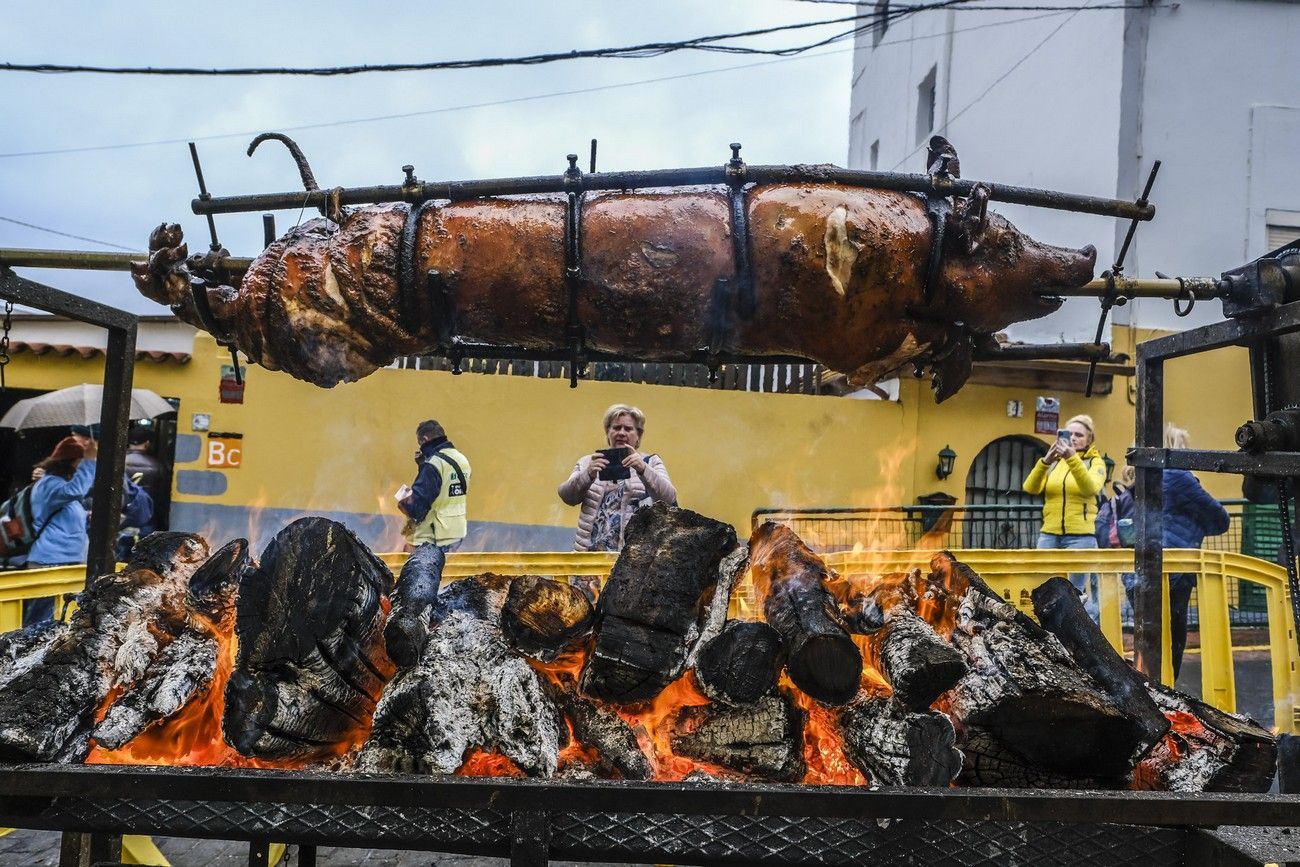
[0,483,40,558]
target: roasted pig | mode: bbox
[134,169,1095,400]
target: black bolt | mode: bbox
[402,165,416,185]
[730,143,742,161]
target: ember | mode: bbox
[0,509,1278,795]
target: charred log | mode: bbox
[224,517,394,760]
[670,691,806,782]
[751,522,862,706]
[1031,576,1169,762]
[92,631,219,750]
[840,695,962,787]
[693,620,784,706]
[878,609,966,712]
[690,546,751,662]
[580,503,737,705]
[945,579,1140,779]
[186,539,249,621]
[384,543,445,670]
[1135,684,1278,793]
[0,618,69,692]
[544,673,652,781]
[959,725,1125,789]
[358,575,565,776]
[502,575,594,662]
[0,534,210,762]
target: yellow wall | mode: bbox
[6,322,1258,548]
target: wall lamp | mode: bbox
[936,444,957,480]
[1102,452,1115,483]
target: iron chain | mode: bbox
[0,299,13,390]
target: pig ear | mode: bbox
[927,135,960,178]
[956,183,990,252]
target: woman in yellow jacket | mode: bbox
[1022,414,1108,619]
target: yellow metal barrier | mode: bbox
[9,549,1296,732]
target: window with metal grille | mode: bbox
[962,435,1048,548]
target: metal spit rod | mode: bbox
[0,248,254,274]
[188,163,1157,222]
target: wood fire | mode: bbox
[0,506,1279,794]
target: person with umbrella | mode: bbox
[25,435,97,624]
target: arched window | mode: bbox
[963,435,1047,548]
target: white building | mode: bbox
[848,0,1300,340]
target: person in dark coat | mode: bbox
[1126,426,1229,678]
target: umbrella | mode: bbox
[0,384,175,430]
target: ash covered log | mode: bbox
[502,575,594,662]
[937,553,1143,780]
[544,673,652,780]
[878,609,966,711]
[689,546,751,663]
[0,533,211,762]
[0,618,69,692]
[1032,576,1169,761]
[750,522,861,706]
[359,575,565,776]
[224,518,394,760]
[580,503,737,704]
[670,690,806,782]
[384,543,445,670]
[1135,684,1278,793]
[693,620,784,706]
[840,694,962,786]
[92,631,218,749]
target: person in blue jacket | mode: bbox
[1125,425,1229,678]
[24,435,97,624]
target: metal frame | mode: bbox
[1,765,1296,866]
[0,268,135,578]
[1128,298,1300,676]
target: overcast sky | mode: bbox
[1,2,856,314]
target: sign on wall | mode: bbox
[207,432,243,468]
[1034,396,1060,435]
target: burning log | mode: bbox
[840,694,962,787]
[224,518,394,761]
[0,533,211,762]
[1031,576,1169,762]
[92,631,219,750]
[750,522,862,706]
[689,546,751,659]
[543,673,652,781]
[693,620,784,707]
[0,618,68,692]
[670,691,806,782]
[384,543,445,670]
[877,609,966,712]
[580,503,738,705]
[1135,684,1278,793]
[185,538,249,620]
[359,575,565,776]
[938,556,1143,781]
[501,575,595,662]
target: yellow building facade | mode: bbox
[2,319,1253,553]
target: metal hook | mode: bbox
[247,133,321,192]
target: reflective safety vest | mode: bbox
[407,446,471,546]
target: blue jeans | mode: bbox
[1037,532,1100,622]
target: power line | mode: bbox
[0,7,1098,161]
[0,215,134,250]
[0,3,982,77]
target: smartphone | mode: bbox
[1056,428,1071,446]
[597,447,631,481]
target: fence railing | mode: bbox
[392,355,841,395]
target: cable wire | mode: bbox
[0,215,135,250]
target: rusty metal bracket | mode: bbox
[399,200,436,333]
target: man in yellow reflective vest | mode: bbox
[397,419,471,552]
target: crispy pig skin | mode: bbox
[135,185,1093,394]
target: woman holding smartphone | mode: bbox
[558,403,677,552]
[1022,414,1108,619]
